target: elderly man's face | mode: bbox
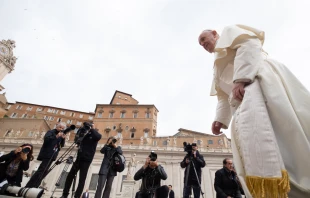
[198,30,218,53]
[56,125,65,132]
[224,159,234,171]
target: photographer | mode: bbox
[60,122,102,198]
[26,122,66,188]
[134,152,169,198]
[181,143,206,198]
[94,136,123,198]
[0,144,34,187]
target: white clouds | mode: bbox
[1,0,310,138]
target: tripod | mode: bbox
[184,155,205,198]
[50,155,75,198]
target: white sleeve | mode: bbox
[214,88,232,129]
[231,36,263,83]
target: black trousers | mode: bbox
[183,185,201,198]
[137,185,169,198]
[25,159,53,188]
[94,174,115,198]
[62,160,91,198]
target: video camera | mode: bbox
[63,125,76,134]
[74,122,93,145]
[149,151,157,162]
[183,142,193,155]
[0,182,44,198]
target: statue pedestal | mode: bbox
[120,179,136,198]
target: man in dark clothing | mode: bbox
[180,143,206,198]
[94,136,123,198]
[168,185,175,198]
[60,123,102,198]
[214,158,242,198]
[25,123,66,188]
[134,152,168,198]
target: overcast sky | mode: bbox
[1,0,310,138]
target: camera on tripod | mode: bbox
[74,122,93,144]
[183,142,193,155]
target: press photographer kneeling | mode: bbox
[181,142,206,198]
[134,151,168,198]
[95,136,124,198]
[60,122,102,198]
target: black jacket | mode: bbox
[134,165,167,194]
[0,151,30,186]
[214,168,242,198]
[98,144,123,176]
[169,190,175,198]
[180,150,205,185]
[77,129,102,162]
[37,129,65,161]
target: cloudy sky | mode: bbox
[1,0,309,138]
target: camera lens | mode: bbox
[22,147,31,153]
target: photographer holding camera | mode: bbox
[94,136,123,198]
[26,122,66,188]
[134,151,169,198]
[60,122,102,198]
[0,144,34,187]
[181,142,206,198]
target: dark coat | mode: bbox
[37,129,65,161]
[77,129,102,162]
[134,165,167,194]
[98,144,122,176]
[169,190,175,198]
[0,151,30,187]
[214,168,242,198]
[180,150,205,185]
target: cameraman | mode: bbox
[60,122,102,198]
[25,122,66,188]
[180,143,206,198]
[94,136,123,198]
[134,152,169,198]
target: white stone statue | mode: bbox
[126,153,137,180]
[173,137,177,146]
[218,139,223,145]
[28,131,33,137]
[140,136,144,145]
[119,137,123,145]
[33,131,39,139]
[166,137,170,146]
[14,130,20,137]
[40,131,46,140]
[8,130,14,137]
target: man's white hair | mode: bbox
[57,122,66,128]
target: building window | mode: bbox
[11,113,18,118]
[21,114,27,118]
[130,132,135,138]
[120,112,125,118]
[89,116,93,120]
[67,120,72,124]
[208,140,213,144]
[6,104,11,109]
[44,116,48,120]
[118,95,121,98]
[98,113,102,118]
[47,108,53,113]
[36,107,43,112]
[69,112,75,117]
[32,115,36,118]
[153,141,157,146]
[79,114,83,118]
[49,117,54,121]
[26,106,33,111]
[133,113,138,118]
[53,124,57,129]
[197,140,202,145]
[74,128,79,133]
[16,105,22,110]
[113,126,116,130]
[77,121,82,125]
[57,118,62,122]
[144,131,149,138]
[163,140,168,145]
[109,112,114,118]
[116,103,120,105]
[125,126,129,131]
[145,112,150,118]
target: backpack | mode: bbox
[112,153,126,172]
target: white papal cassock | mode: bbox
[211,24,310,198]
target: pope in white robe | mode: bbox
[198,25,310,198]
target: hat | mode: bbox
[192,143,197,146]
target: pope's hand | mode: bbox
[212,121,223,135]
[232,82,246,101]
